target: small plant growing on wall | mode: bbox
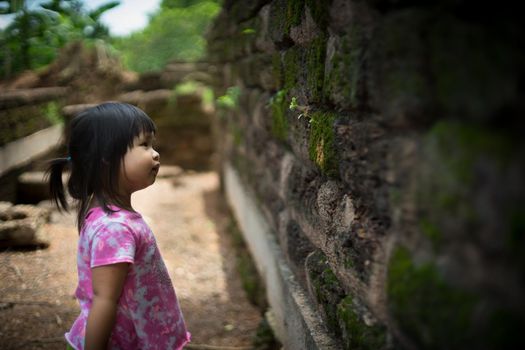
[289,96,311,122]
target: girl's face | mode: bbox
[119,131,160,195]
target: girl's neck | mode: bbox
[117,196,133,211]
[88,194,133,212]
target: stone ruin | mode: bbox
[0,201,51,248]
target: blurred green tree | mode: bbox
[0,0,119,79]
[113,0,220,73]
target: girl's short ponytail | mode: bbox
[45,157,70,212]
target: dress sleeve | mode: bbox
[90,222,136,268]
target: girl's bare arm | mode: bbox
[84,263,129,350]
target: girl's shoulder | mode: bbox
[82,206,145,233]
[86,205,142,220]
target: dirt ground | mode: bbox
[0,169,262,349]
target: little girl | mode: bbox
[46,102,191,350]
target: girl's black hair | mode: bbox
[45,102,156,231]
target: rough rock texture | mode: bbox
[207,0,525,348]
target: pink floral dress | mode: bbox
[65,206,191,349]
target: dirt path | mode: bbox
[0,170,262,349]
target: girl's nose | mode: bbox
[153,149,160,161]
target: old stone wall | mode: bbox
[0,88,67,202]
[207,0,524,348]
[0,87,67,147]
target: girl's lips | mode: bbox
[152,164,160,173]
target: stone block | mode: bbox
[324,30,367,111]
[367,9,435,128]
[17,171,50,204]
[254,4,277,53]
[0,124,64,177]
[0,87,68,110]
[335,119,390,225]
[0,203,51,247]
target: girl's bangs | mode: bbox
[127,109,157,148]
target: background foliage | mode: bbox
[113,0,220,73]
[0,0,118,79]
[0,0,221,79]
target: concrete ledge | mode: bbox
[224,162,341,349]
[0,124,64,176]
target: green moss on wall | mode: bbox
[387,246,477,349]
[270,89,289,141]
[337,295,387,350]
[283,46,302,90]
[311,265,344,332]
[306,34,327,103]
[308,111,338,177]
[285,0,305,33]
